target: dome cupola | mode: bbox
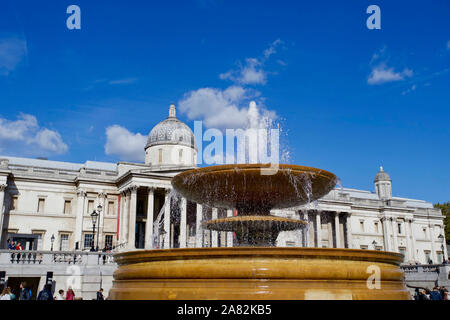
[145,104,197,167]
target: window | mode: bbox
[437,252,443,264]
[84,234,93,249]
[11,196,18,211]
[359,221,365,232]
[37,198,45,213]
[60,234,69,251]
[399,247,406,262]
[105,235,113,248]
[424,250,431,263]
[64,200,72,214]
[397,223,402,234]
[158,149,163,164]
[87,200,94,214]
[107,201,114,216]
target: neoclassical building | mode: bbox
[0,104,447,265]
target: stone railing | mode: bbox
[0,250,115,265]
[401,264,446,273]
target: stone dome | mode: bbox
[374,166,391,182]
[145,104,196,150]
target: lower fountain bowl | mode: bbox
[109,247,410,300]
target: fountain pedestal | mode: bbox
[109,247,410,300]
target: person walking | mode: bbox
[54,289,65,300]
[66,287,75,300]
[37,284,54,301]
[0,287,11,300]
[19,282,31,300]
[96,288,104,300]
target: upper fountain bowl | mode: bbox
[172,164,337,214]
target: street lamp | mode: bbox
[90,209,99,252]
[51,234,55,251]
[438,234,445,264]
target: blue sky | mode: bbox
[0,0,449,203]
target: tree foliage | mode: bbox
[434,202,450,244]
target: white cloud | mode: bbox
[368,64,413,85]
[0,113,68,155]
[401,84,417,95]
[219,39,283,86]
[0,37,27,75]
[104,125,147,162]
[180,40,284,129]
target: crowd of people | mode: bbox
[0,282,106,300]
[414,286,449,300]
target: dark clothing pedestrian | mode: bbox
[96,290,104,300]
[430,290,443,300]
[37,286,54,301]
[19,288,30,300]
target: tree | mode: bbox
[434,202,450,245]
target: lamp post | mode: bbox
[50,234,55,251]
[438,234,445,264]
[90,210,99,252]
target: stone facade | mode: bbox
[0,105,447,298]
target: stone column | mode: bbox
[381,217,390,251]
[97,192,107,249]
[163,190,171,249]
[121,191,130,247]
[226,209,233,247]
[74,189,86,249]
[127,186,138,250]
[180,197,187,248]
[195,204,203,248]
[118,192,125,245]
[327,214,334,248]
[408,219,417,261]
[345,213,353,249]
[316,212,322,248]
[405,218,412,262]
[391,217,398,252]
[429,224,437,263]
[211,208,218,247]
[334,212,341,248]
[0,184,7,241]
[144,187,155,249]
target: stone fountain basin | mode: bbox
[171,164,337,213]
[109,247,410,300]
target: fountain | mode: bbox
[109,163,410,300]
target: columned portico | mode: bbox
[144,187,155,249]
